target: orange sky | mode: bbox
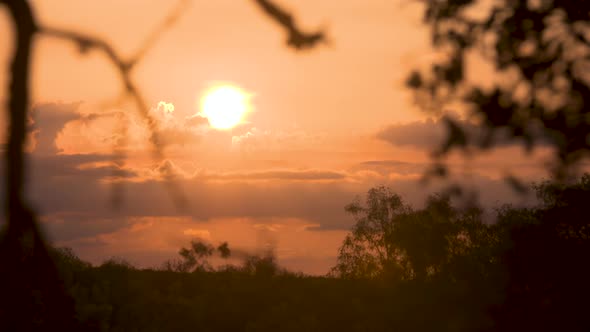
[0,0,550,274]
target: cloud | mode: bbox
[198,169,347,182]
[2,134,535,278]
[376,115,546,152]
[231,127,325,152]
[185,114,209,127]
[182,228,211,240]
[16,149,530,242]
[6,103,541,276]
[351,160,426,176]
[150,101,209,147]
[45,101,210,155]
[30,102,81,154]
[41,213,130,242]
[376,117,448,150]
[105,160,350,184]
[56,112,125,155]
[155,101,175,115]
[152,159,189,180]
[58,216,348,274]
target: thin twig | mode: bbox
[39,26,162,154]
[130,0,192,68]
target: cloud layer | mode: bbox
[0,103,543,274]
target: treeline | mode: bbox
[50,175,590,331]
[51,248,393,331]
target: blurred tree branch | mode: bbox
[0,1,80,329]
[38,1,199,210]
[0,2,324,327]
[408,0,590,187]
[253,0,328,50]
[2,0,34,229]
[39,0,190,160]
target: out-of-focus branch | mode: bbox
[131,0,191,68]
[38,1,192,208]
[2,0,37,231]
[253,0,328,50]
[38,26,157,155]
[0,0,320,326]
[1,1,80,330]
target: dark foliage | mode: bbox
[332,176,590,331]
[16,175,586,331]
[492,174,590,331]
[409,0,590,179]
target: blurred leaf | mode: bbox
[406,71,423,89]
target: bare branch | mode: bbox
[130,0,192,68]
[37,1,191,208]
[38,26,160,149]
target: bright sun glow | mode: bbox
[200,85,250,130]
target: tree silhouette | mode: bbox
[164,240,232,273]
[409,0,590,181]
[330,187,410,279]
[332,177,590,330]
[331,186,489,281]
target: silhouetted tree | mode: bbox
[409,0,590,181]
[164,240,232,273]
[331,186,489,281]
[241,253,282,277]
[330,187,411,279]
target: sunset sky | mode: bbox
[0,0,552,274]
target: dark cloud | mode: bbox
[351,160,426,176]
[93,179,356,230]
[0,154,134,242]
[28,154,132,180]
[376,116,547,151]
[31,102,80,154]
[42,214,130,242]
[377,118,446,150]
[14,151,532,244]
[153,159,186,179]
[200,169,347,181]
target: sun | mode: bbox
[200,85,250,130]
